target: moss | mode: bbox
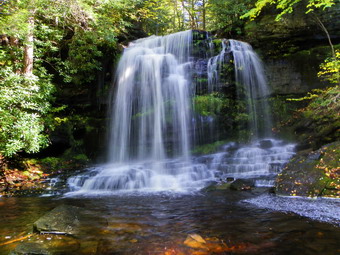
[275,141,340,198]
[192,140,228,155]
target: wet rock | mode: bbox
[33,205,91,235]
[230,179,255,191]
[307,151,322,161]
[9,243,51,255]
[226,177,235,182]
[259,140,273,149]
[201,181,230,192]
[275,141,340,198]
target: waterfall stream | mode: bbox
[66,31,294,195]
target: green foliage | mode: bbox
[59,31,103,84]
[286,90,322,101]
[193,93,226,117]
[318,50,340,84]
[241,0,335,21]
[293,86,340,148]
[192,140,227,155]
[0,69,54,156]
[139,0,173,34]
[206,0,253,35]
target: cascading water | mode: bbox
[196,139,296,186]
[67,31,214,194]
[207,39,226,92]
[206,39,272,138]
[202,39,294,182]
[66,31,295,195]
[228,39,272,138]
[108,31,193,162]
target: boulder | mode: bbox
[275,142,340,198]
[33,205,88,235]
[230,179,255,191]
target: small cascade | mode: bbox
[195,139,295,186]
[206,39,272,138]
[228,39,272,138]
[207,40,227,92]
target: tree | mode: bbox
[241,0,336,21]
[1,0,177,157]
[206,0,253,36]
[241,0,339,85]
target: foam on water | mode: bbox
[244,194,340,226]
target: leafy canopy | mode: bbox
[241,0,336,21]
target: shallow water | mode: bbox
[0,191,339,255]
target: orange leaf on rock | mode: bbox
[184,234,208,250]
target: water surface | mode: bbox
[1,191,339,254]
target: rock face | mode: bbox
[264,46,336,95]
[33,205,86,235]
[275,142,340,198]
[242,3,340,96]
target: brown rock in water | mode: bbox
[183,234,208,250]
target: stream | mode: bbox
[0,190,339,254]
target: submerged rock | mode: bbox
[184,234,208,250]
[275,141,340,198]
[230,179,255,191]
[9,243,51,255]
[33,205,88,235]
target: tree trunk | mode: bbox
[202,0,206,30]
[23,15,34,76]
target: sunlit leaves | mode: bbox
[318,50,340,84]
[206,0,253,34]
[194,93,225,117]
[0,70,54,156]
[241,0,336,21]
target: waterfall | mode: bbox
[207,39,226,92]
[228,39,272,138]
[206,39,272,138]
[108,30,193,162]
[66,31,214,194]
[65,31,292,195]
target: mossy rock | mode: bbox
[275,141,340,198]
[230,179,255,191]
[33,204,107,236]
[9,243,51,255]
[33,205,84,235]
[202,182,231,192]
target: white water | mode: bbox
[202,139,296,183]
[108,31,193,162]
[244,194,340,226]
[207,39,226,92]
[228,40,272,138]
